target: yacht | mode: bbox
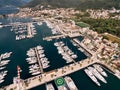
[0,79,4,84]
[88,67,107,83]
[29,64,39,69]
[54,42,60,46]
[27,51,35,56]
[2,70,8,77]
[64,76,78,90]
[42,63,50,68]
[41,57,48,61]
[0,60,10,66]
[37,22,42,26]
[38,50,44,54]
[0,52,12,59]
[36,46,43,50]
[0,22,3,28]
[84,69,100,86]
[39,54,45,58]
[32,71,41,75]
[0,66,6,70]
[93,64,108,77]
[46,83,55,90]
[71,54,78,59]
[58,86,68,90]
[28,60,37,64]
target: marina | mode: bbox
[0,19,119,90]
[11,22,37,40]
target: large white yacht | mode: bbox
[93,64,108,77]
[46,83,55,90]
[84,69,100,86]
[64,76,78,90]
[88,67,107,83]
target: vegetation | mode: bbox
[80,18,120,37]
[103,34,120,47]
[76,22,90,28]
[25,0,120,10]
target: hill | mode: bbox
[25,0,120,10]
[0,0,26,7]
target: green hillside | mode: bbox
[25,0,120,10]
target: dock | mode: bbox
[25,58,97,89]
[34,47,43,73]
[43,35,66,41]
[26,23,33,38]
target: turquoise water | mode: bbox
[0,22,120,90]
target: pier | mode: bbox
[26,23,33,38]
[25,58,97,89]
[43,35,66,41]
[34,47,43,73]
[72,38,93,57]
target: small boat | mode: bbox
[32,71,41,75]
[0,79,4,84]
[0,66,6,70]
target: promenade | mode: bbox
[25,58,97,89]
[3,58,97,90]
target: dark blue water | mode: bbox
[0,22,120,90]
[0,17,32,24]
[0,5,19,15]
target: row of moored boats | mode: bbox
[26,45,50,76]
[84,64,108,86]
[0,52,12,84]
[11,23,36,40]
[54,41,78,63]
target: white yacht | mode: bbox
[93,64,108,77]
[38,50,44,54]
[27,51,35,56]
[0,79,4,84]
[88,67,107,83]
[32,71,41,75]
[0,52,12,59]
[54,42,60,46]
[0,66,6,70]
[0,60,10,66]
[42,64,50,69]
[0,22,3,28]
[46,83,55,90]
[41,57,48,61]
[84,69,100,86]
[36,46,43,50]
[28,60,37,64]
[58,86,68,90]
[37,22,42,26]
[39,54,45,58]
[64,76,78,90]
[71,54,78,59]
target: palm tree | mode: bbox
[80,63,82,67]
[71,67,74,70]
[39,78,41,82]
[51,74,54,78]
